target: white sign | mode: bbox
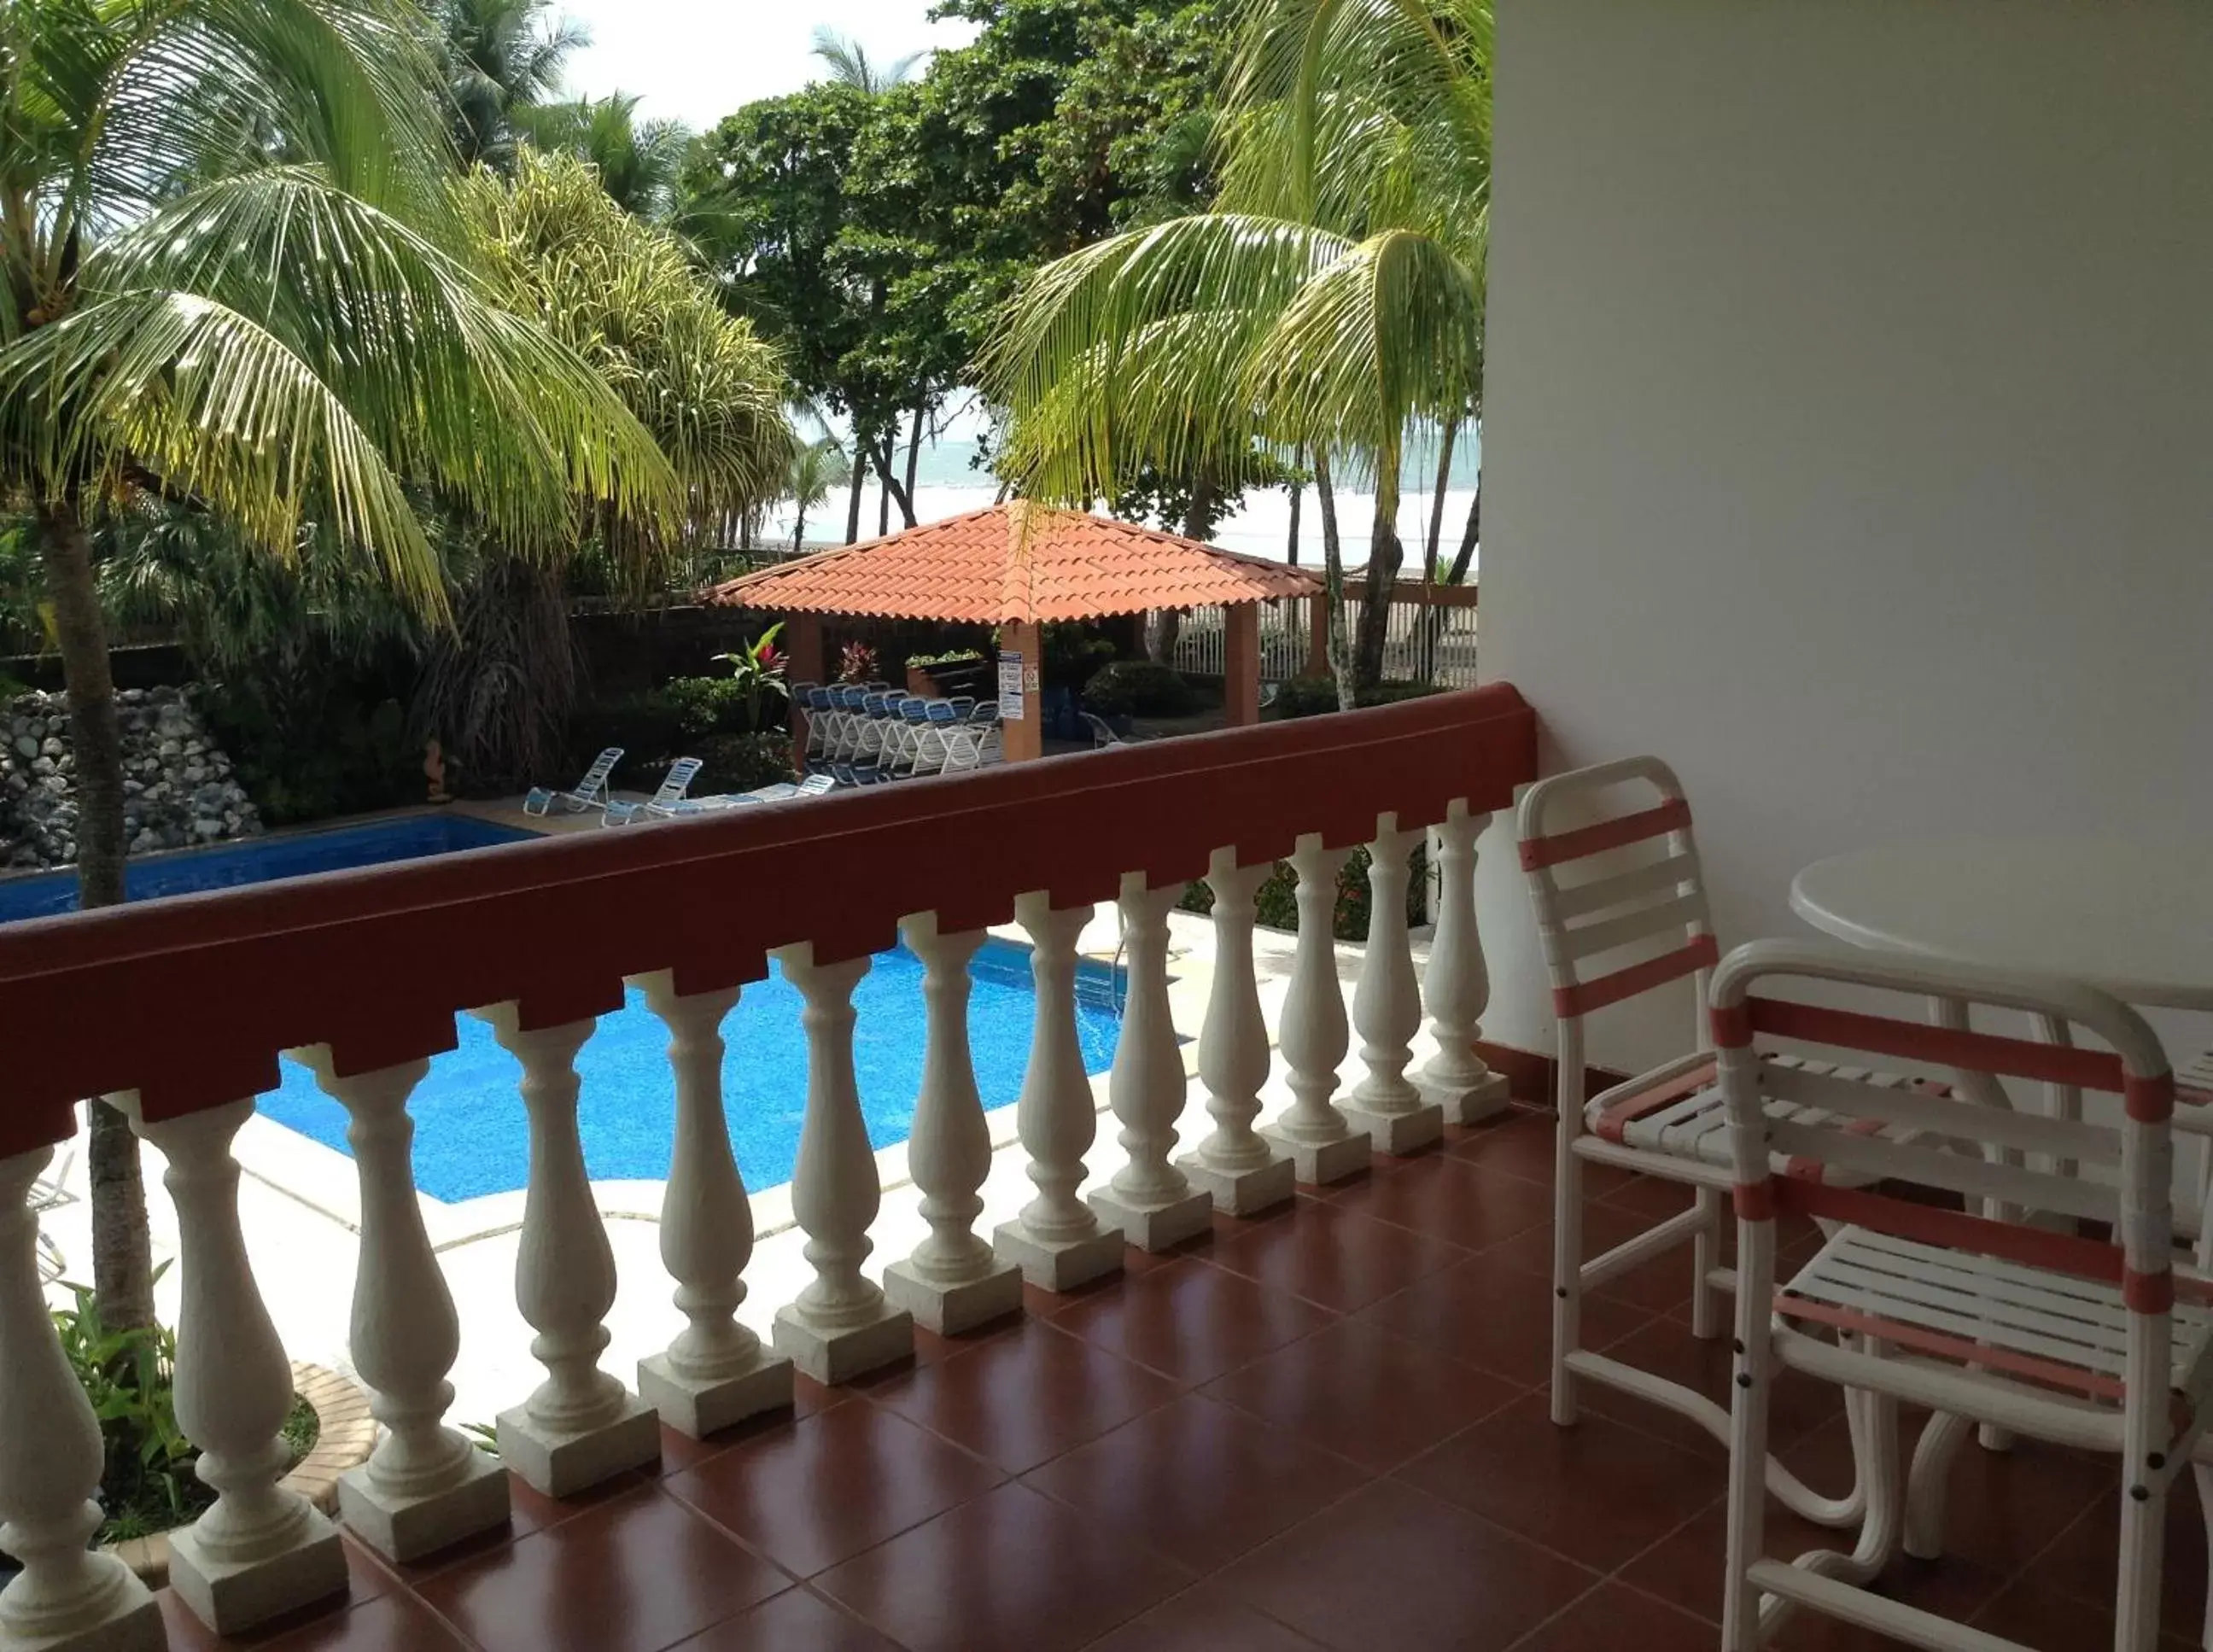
[998,651,1025,721]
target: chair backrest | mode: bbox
[1081,711,1120,747]
[1712,939,2176,1299]
[1516,756,1719,1029]
[927,701,959,724]
[574,746,623,798]
[799,773,836,795]
[654,756,705,805]
[971,701,998,723]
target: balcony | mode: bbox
[3,685,2204,1652]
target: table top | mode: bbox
[1790,838,2213,1012]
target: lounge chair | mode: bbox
[523,747,623,815]
[604,756,706,825]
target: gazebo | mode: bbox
[704,501,1323,762]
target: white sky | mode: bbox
[552,1,979,131]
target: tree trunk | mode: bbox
[844,435,867,543]
[1352,441,1404,690]
[1418,418,1459,683]
[869,435,918,529]
[1313,451,1356,712]
[1286,457,1304,568]
[878,414,894,536]
[903,395,925,515]
[793,501,807,554]
[1444,463,1480,587]
[36,497,157,1333]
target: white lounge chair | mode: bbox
[604,756,706,825]
[524,747,624,816]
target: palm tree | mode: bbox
[517,93,692,222]
[809,27,924,96]
[982,0,1491,703]
[0,0,677,1328]
[785,436,852,553]
[435,0,591,169]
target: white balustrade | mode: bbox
[1089,874,1213,1248]
[477,1008,660,1497]
[995,894,1125,1289]
[0,1141,165,1652]
[1416,801,1511,1125]
[299,1050,510,1561]
[884,914,1023,1332]
[771,946,914,1381]
[1263,837,1373,1186]
[120,1095,348,1635]
[1177,849,1296,1215]
[631,975,793,1437]
[1342,815,1445,1153]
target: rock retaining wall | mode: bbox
[3,686,260,871]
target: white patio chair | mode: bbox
[1520,756,1889,1529]
[1711,939,2208,1652]
[523,746,623,816]
[604,756,706,825]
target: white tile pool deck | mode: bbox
[35,909,1468,1432]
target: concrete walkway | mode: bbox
[36,913,1468,1432]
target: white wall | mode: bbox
[1476,0,2213,1072]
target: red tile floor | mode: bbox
[158,1107,2209,1651]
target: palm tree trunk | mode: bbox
[1418,417,1459,683]
[844,435,867,544]
[1286,458,1304,568]
[1352,439,1404,689]
[1313,451,1355,712]
[1444,463,1480,587]
[36,496,157,1334]
[793,500,807,554]
[902,395,925,516]
[878,415,894,536]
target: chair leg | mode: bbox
[1723,1219,1777,1652]
[1904,1409,1973,1560]
[2115,1470,2168,1652]
[1550,1112,1583,1427]
[1692,1183,1725,1340]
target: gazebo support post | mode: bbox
[785,612,823,750]
[1305,593,1331,678]
[999,618,1044,763]
[1225,604,1261,727]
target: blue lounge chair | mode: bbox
[604,756,706,825]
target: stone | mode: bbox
[166,1509,349,1637]
[637,1349,794,1439]
[882,1256,1025,1335]
[338,1449,511,1564]
[495,1392,661,1499]
[1085,1185,1215,1252]
[771,1303,914,1386]
[39,737,62,757]
[14,734,36,758]
[991,1219,1124,1293]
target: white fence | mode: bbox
[1165,592,1480,686]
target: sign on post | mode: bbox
[998,651,1025,721]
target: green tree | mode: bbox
[982,0,1492,701]
[517,92,691,222]
[433,0,590,169]
[783,435,851,552]
[809,27,922,96]
[0,0,675,1328]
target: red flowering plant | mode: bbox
[837,639,878,685]
[712,622,789,732]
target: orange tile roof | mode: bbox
[702,502,1323,624]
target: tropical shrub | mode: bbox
[838,641,879,684]
[906,649,985,668]
[1081,660,1199,718]
[1041,623,1119,691]
[1178,841,1427,943]
[202,685,421,826]
[691,733,797,795]
[1271,677,1447,720]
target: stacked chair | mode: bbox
[792,681,1003,786]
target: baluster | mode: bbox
[0,1141,165,1652]
[1416,801,1511,1125]
[476,1008,659,1497]
[631,974,792,1437]
[994,894,1124,1289]
[771,946,914,1382]
[295,1049,509,1561]
[1177,849,1296,1215]
[1088,874,1212,1248]
[1341,814,1445,1153]
[885,914,1023,1332]
[118,1095,348,1634]
[1262,836,1373,1186]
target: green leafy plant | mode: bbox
[49,1273,206,1544]
[692,732,797,795]
[838,640,879,684]
[712,622,791,733]
[1178,841,1426,943]
[1081,659,1199,719]
[1270,677,1446,721]
[905,649,984,669]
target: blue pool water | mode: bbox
[258,939,1123,1200]
[0,814,535,921]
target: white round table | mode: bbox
[1790,838,2213,1012]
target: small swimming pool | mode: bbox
[258,939,1123,1200]
[0,814,536,922]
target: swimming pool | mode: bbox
[257,939,1124,1200]
[0,813,536,922]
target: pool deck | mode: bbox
[33,910,1462,1433]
